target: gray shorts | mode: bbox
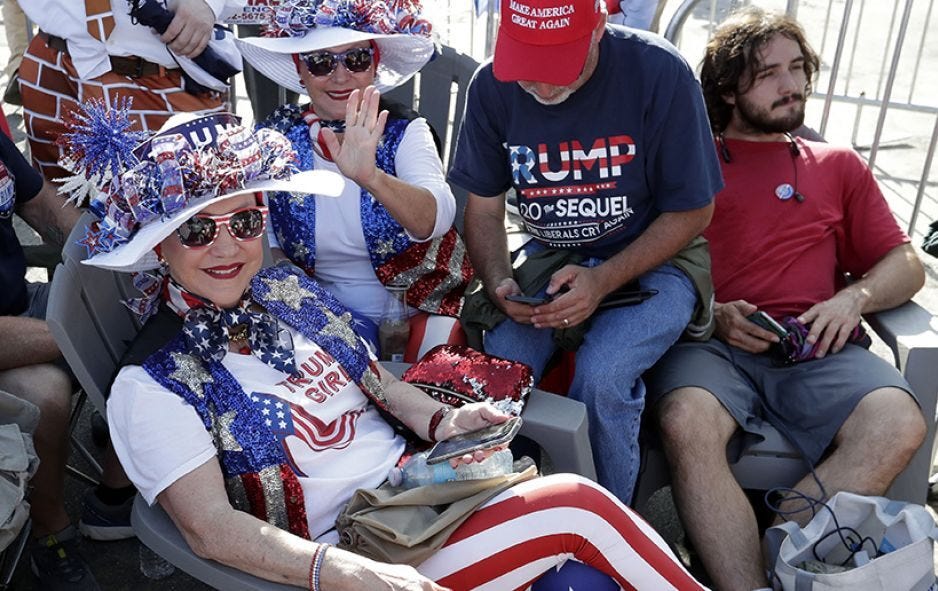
[647,340,915,465]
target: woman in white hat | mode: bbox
[73,107,707,591]
[237,0,472,363]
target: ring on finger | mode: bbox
[562,318,570,327]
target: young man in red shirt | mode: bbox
[649,8,927,590]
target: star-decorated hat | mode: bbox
[235,0,436,95]
[58,99,343,272]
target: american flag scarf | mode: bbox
[164,279,298,376]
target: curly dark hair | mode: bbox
[700,7,820,133]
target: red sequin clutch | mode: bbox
[401,345,533,416]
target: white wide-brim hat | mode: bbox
[236,27,435,95]
[78,111,345,272]
[84,170,343,272]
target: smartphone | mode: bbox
[598,289,658,309]
[505,294,551,306]
[746,311,789,339]
[425,416,523,465]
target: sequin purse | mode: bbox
[401,345,533,416]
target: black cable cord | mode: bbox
[764,486,881,566]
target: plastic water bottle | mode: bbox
[454,449,514,480]
[139,543,175,580]
[388,450,514,489]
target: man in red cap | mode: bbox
[450,0,722,505]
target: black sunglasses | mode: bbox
[301,47,375,77]
[175,206,268,248]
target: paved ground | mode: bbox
[3,1,938,589]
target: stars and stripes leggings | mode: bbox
[416,474,708,591]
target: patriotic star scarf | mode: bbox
[164,279,298,376]
[259,103,473,317]
[141,266,391,538]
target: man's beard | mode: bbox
[735,93,807,134]
[519,82,575,105]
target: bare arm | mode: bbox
[322,87,439,239]
[463,192,512,292]
[798,243,924,357]
[376,364,508,442]
[531,204,714,328]
[0,317,61,370]
[462,191,542,324]
[159,459,448,590]
[17,180,82,249]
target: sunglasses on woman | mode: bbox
[301,47,375,77]
[176,206,268,248]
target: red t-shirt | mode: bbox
[705,137,909,319]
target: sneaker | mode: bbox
[30,527,101,591]
[78,488,135,541]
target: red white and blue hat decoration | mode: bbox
[57,99,343,272]
[236,0,436,95]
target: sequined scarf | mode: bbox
[260,103,473,317]
[141,266,388,539]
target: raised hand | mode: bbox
[320,85,389,187]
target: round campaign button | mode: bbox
[775,183,795,201]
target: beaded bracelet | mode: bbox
[308,544,329,591]
[427,406,450,442]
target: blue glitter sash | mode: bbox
[141,266,388,537]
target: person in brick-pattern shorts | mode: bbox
[19,0,233,182]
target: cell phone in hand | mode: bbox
[746,311,789,339]
[425,416,523,465]
[505,294,551,306]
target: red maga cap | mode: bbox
[494,0,603,85]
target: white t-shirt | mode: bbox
[108,327,406,542]
[268,118,455,322]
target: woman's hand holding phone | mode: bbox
[431,402,510,443]
[427,415,522,466]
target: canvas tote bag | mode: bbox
[764,491,938,591]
